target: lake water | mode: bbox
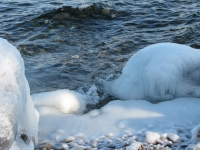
[1,0,200,110]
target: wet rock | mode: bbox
[102,8,110,15]
[107,143,116,148]
[43,143,53,150]
[164,141,173,147]
[54,13,70,20]
[59,143,68,149]
[65,136,75,143]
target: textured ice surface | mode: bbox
[0,38,38,149]
[109,43,200,102]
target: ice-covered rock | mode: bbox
[32,89,86,114]
[0,38,38,149]
[167,133,180,143]
[9,133,34,150]
[109,43,200,102]
[146,131,160,144]
[126,141,142,150]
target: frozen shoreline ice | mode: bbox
[1,38,200,149]
[34,43,200,149]
[35,97,200,149]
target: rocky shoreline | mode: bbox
[36,127,200,150]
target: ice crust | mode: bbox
[109,43,200,102]
[36,97,200,149]
[37,98,200,139]
[0,38,38,150]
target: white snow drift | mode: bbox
[0,38,38,150]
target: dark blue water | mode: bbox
[1,0,200,96]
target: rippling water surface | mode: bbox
[1,0,200,100]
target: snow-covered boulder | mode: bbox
[32,89,86,114]
[0,38,39,150]
[109,43,200,102]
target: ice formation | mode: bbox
[0,38,38,150]
[32,89,86,114]
[109,43,200,102]
[2,39,199,149]
[9,133,34,150]
[34,43,200,149]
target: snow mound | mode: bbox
[109,43,200,102]
[32,89,86,114]
[0,38,38,149]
